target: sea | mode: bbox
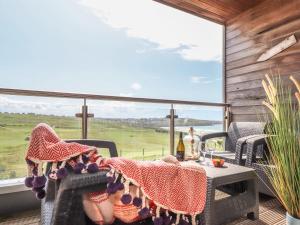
[160,123,223,134]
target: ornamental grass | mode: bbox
[262,74,300,219]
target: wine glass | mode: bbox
[208,141,218,165]
[206,142,216,166]
[198,141,208,165]
[205,142,213,166]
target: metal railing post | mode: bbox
[224,105,231,132]
[142,148,145,161]
[167,104,178,155]
[170,106,175,155]
[82,99,88,139]
[76,98,94,139]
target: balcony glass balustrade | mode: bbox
[0,88,229,183]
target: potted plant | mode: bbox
[262,74,300,224]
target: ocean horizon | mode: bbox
[160,123,223,134]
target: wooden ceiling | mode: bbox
[154,0,265,24]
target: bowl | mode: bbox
[212,159,225,167]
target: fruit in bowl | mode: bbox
[212,158,225,167]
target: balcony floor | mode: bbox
[0,195,285,225]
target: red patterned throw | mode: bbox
[24,123,97,199]
[24,123,207,225]
[103,158,207,216]
[26,123,93,162]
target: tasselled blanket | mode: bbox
[24,123,207,225]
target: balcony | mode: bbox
[0,88,287,225]
[1,0,300,224]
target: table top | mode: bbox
[181,160,255,179]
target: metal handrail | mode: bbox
[0,88,229,107]
[0,87,231,153]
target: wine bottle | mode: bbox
[176,132,185,161]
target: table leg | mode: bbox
[204,178,215,225]
[247,176,259,220]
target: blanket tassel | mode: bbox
[56,161,68,179]
[121,180,132,204]
[163,210,171,225]
[24,164,34,188]
[175,214,180,225]
[48,162,58,179]
[153,206,163,225]
[192,215,196,225]
[73,155,86,174]
[138,195,150,219]
[133,186,142,207]
[31,163,46,199]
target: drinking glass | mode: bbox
[205,142,212,166]
[198,141,206,164]
[209,142,215,161]
[206,141,217,166]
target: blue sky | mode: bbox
[0,0,223,120]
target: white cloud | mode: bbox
[131,82,142,91]
[203,80,214,84]
[0,96,79,116]
[78,0,222,62]
[0,96,163,118]
[203,77,222,84]
[190,76,205,83]
[119,92,133,97]
[190,76,221,84]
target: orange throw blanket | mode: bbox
[26,123,92,162]
[102,158,207,216]
[24,123,207,224]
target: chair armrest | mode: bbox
[198,132,228,142]
[46,170,109,225]
[235,136,251,165]
[245,135,268,167]
[234,135,264,165]
[59,170,109,193]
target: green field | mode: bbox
[0,113,222,180]
[0,113,171,179]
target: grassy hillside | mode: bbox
[0,113,222,180]
[0,113,170,179]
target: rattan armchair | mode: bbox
[41,139,118,225]
[199,122,266,165]
[41,139,206,225]
[245,135,275,197]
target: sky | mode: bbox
[0,0,223,120]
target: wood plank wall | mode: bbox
[225,0,300,122]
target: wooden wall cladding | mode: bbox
[225,0,300,122]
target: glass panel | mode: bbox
[87,100,170,160]
[0,95,82,180]
[173,105,224,152]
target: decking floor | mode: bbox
[0,195,285,225]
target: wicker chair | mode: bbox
[41,139,206,225]
[245,135,275,197]
[41,139,118,225]
[199,122,266,165]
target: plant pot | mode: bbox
[286,212,300,225]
